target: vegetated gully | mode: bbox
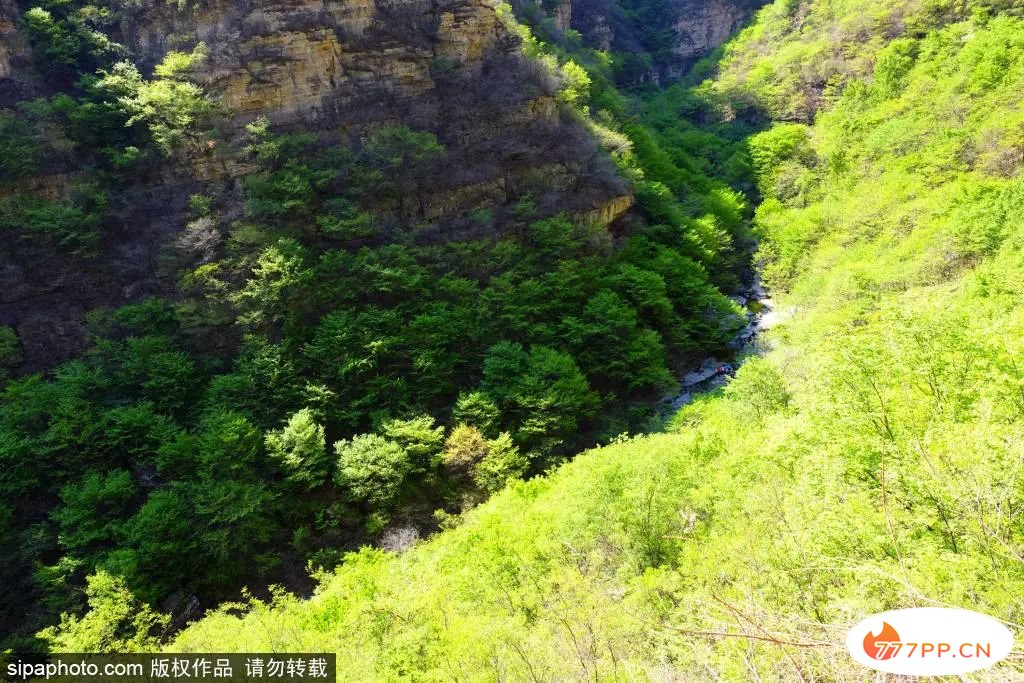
[659,275,790,412]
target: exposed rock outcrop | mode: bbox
[567,0,765,82]
[0,0,630,371]
[0,0,36,105]
[672,0,759,66]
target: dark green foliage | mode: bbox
[244,159,336,220]
[0,326,23,384]
[453,391,501,437]
[523,215,590,261]
[481,342,599,451]
[316,198,376,240]
[201,338,306,426]
[0,0,762,650]
[106,299,179,337]
[0,308,281,643]
[189,409,265,479]
[362,125,444,218]
[21,5,117,79]
[97,478,274,600]
[0,113,42,179]
[116,489,195,600]
[119,340,197,417]
[0,187,108,254]
[561,289,673,391]
[93,404,178,465]
[52,470,136,554]
[186,479,275,588]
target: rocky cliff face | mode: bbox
[0,0,34,104]
[0,0,630,371]
[670,0,760,66]
[117,0,506,127]
[567,0,765,82]
[107,0,628,215]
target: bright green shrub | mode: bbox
[265,409,329,489]
[39,571,166,653]
[334,434,412,507]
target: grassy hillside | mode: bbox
[164,0,1024,678]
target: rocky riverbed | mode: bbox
[660,278,794,411]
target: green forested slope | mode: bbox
[167,0,1024,679]
[0,0,753,649]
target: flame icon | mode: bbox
[863,621,901,660]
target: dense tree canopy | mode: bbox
[2,0,753,655]
[170,0,1024,678]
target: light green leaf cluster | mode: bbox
[40,571,167,653]
[265,409,329,489]
[97,44,212,154]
